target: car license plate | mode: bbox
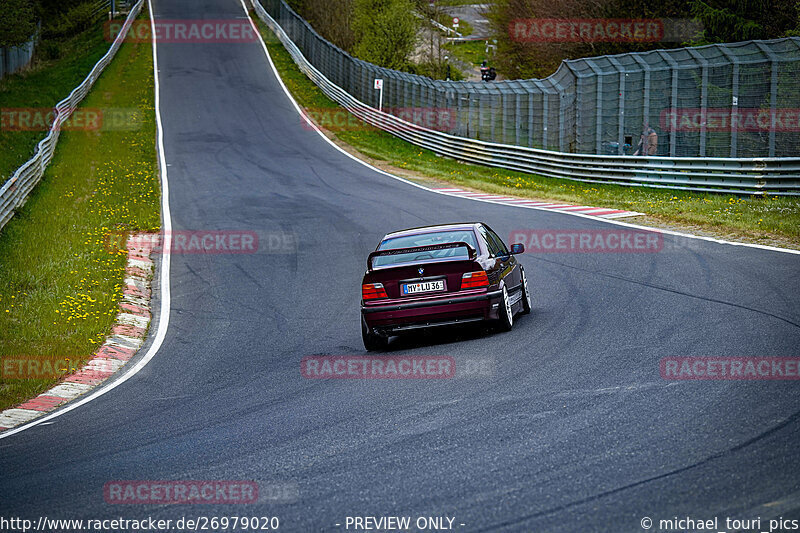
[402,280,445,295]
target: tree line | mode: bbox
[285,0,421,71]
[6,0,794,77]
[487,0,800,79]
[285,0,798,80]
[1,0,114,48]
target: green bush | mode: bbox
[39,39,61,59]
[43,1,99,40]
[0,0,37,47]
[352,0,419,70]
[408,60,464,80]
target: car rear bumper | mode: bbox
[362,289,503,333]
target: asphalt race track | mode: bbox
[2,0,800,530]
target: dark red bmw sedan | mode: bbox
[360,223,531,350]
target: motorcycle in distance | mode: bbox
[480,61,496,82]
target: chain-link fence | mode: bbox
[261,0,800,158]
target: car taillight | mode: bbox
[362,283,388,300]
[461,271,489,289]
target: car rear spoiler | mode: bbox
[367,241,477,271]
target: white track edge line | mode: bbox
[244,2,799,257]
[0,0,173,440]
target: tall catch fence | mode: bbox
[261,0,800,159]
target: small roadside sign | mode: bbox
[374,79,384,111]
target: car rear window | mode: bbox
[373,230,478,268]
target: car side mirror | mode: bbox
[510,243,524,254]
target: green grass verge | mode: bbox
[0,9,159,412]
[445,39,491,66]
[255,14,800,248]
[455,19,473,37]
[439,17,473,37]
[0,18,126,184]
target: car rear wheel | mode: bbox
[362,316,388,351]
[520,268,532,315]
[498,285,514,331]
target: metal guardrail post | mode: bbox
[630,54,651,147]
[497,92,505,145]
[687,48,709,157]
[514,92,521,147]
[582,61,604,154]
[559,63,580,153]
[484,92,491,142]
[716,45,740,157]
[657,50,680,157]
[527,91,534,148]
[552,81,567,153]
[467,93,474,139]
[608,57,627,155]
[541,85,550,150]
[532,79,550,149]
[754,42,779,158]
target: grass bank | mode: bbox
[446,40,492,67]
[0,10,159,411]
[254,14,800,249]
[0,15,126,184]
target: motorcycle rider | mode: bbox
[480,60,496,82]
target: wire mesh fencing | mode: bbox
[261,0,800,159]
[252,0,799,195]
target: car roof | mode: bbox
[382,223,482,240]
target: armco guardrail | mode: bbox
[251,0,800,196]
[0,0,144,232]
